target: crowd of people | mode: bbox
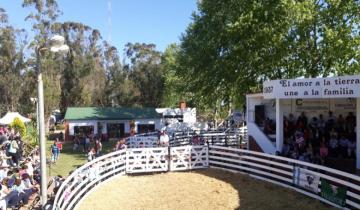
[72,133,103,162]
[280,111,357,165]
[0,126,41,209]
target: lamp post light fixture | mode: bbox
[30,97,39,138]
[37,35,69,208]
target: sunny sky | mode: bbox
[1,0,198,52]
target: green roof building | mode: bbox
[64,107,162,140]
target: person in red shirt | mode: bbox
[56,138,63,154]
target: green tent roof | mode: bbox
[64,107,160,121]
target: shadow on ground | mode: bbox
[194,168,335,210]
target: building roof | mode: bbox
[64,107,160,121]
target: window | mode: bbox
[137,124,155,134]
[107,123,125,138]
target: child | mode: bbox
[87,148,95,162]
[56,138,63,153]
[51,141,59,163]
[94,140,102,157]
[120,139,127,150]
[73,136,80,151]
[319,143,328,165]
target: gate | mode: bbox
[126,146,209,173]
[170,145,208,171]
[126,147,168,173]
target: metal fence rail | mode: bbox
[53,149,126,210]
[125,130,247,148]
[170,145,208,171]
[208,145,360,210]
[126,147,168,173]
[53,141,360,210]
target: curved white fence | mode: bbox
[53,149,126,210]
[208,145,360,210]
[53,145,360,210]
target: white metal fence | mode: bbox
[53,145,360,210]
[170,145,208,171]
[208,145,360,210]
[126,147,168,173]
[125,130,248,149]
[53,149,127,210]
[126,136,158,148]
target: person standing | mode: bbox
[56,138,63,158]
[94,139,102,157]
[85,135,90,153]
[87,148,95,162]
[8,138,19,166]
[159,131,169,147]
[51,141,59,163]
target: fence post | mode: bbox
[239,135,243,149]
[168,146,171,171]
[225,134,228,147]
[172,133,175,147]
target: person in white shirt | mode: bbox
[0,182,10,210]
[159,131,169,147]
[24,158,34,177]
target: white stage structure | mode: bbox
[247,75,360,170]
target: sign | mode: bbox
[294,99,329,112]
[320,179,347,207]
[293,167,320,193]
[263,75,360,99]
[332,98,356,112]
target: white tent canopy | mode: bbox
[0,112,31,125]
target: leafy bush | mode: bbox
[25,122,39,147]
[10,117,26,137]
[55,124,65,130]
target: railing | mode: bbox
[247,122,276,153]
[53,149,126,210]
[53,138,360,210]
[170,131,245,148]
[125,129,248,149]
[208,145,360,210]
[126,147,168,173]
[126,136,158,148]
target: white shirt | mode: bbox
[159,134,169,146]
[26,162,34,176]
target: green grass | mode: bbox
[46,140,117,177]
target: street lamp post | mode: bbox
[30,98,39,139]
[36,35,69,208]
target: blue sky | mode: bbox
[1,0,198,52]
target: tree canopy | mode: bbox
[176,0,360,111]
[0,0,358,121]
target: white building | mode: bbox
[64,107,162,140]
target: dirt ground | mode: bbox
[77,168,334,210]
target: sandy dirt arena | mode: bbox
[77,168,334,210]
